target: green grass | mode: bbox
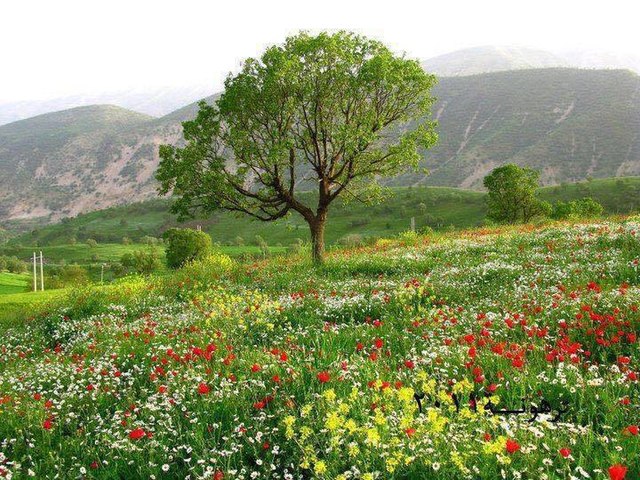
[0,288,66,329]
[0,272,30,294]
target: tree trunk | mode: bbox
[309,213,327,265]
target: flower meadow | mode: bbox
[1,220,639,479]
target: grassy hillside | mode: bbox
[0,219,638,478]
[1,68,639,222]
[5,178,640,251]
[0,272,30,294]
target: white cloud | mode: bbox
[1,0,638,101]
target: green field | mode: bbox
[0,272,30,294]
[0,218,638,478]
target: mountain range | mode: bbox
[1,46,640,223]
[0,84,213,126]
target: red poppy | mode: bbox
[404,359,415,369]
[198,383,210,395]
[559,448,571,458]
[317,371,330,383]
[624,425,638,436]
[608,464,627,480]
[251,363,262,373]
[505,439,520,454]
[404,428,416,437]
[42,418,53,430]
[129,428,146,440]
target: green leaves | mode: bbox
[483,164,548,224]
[157,31,438,261]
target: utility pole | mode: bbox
[39,251,44,291]
[410,217,416,232]
[33,252,37,292]
[101,263,105,284]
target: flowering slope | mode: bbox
[0,220,639,479]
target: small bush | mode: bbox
[45,265,90,289]
[338,234,364,248]
[398,230,419,245]
[163,228,212,269]
[552,197,604,220]
[132,249,161,275]
[175,253,234,285]
[289,238,306,255]
[2,256,27,273]
[86,239,98,248]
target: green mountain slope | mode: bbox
[408,68,640,188]
[1,69,639,223]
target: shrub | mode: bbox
[120,252,136,269]
[254,235,267,248]
[4,256,27,273]
[174,253,234,286]
[338,233,364,248]
[132,249,161,275]
[289,238,306,255]
[163,228,212,269]
[398,230,419,245]
[552,197,604,220]
[86,239,98,248]
[45,265,90,289]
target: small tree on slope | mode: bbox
[484,164,551,224]
[157,31,438,264]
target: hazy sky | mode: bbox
[2,0,639,101]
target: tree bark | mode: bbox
[309,212,327,265]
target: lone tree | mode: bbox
[157,31,437,263]
[483,164,551,224]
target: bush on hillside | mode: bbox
[120,249,161,275]
[552,197,604,220]
[338,233,364,248]
[163,228,212,269]
[0,255,27,273]
[132,249,161,275]
[45,265,90,289]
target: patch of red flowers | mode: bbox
[505,439,520,454]
[317,371,330,383]
[608,464,627,480]
[129,428,146,440]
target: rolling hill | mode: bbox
[1,68,639,223]
[421,46,568,77]
[0,84,213,126]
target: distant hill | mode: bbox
[559,50,640,74]
[0,85,213,126]
[422,46,568,77]
[0,68,639,223]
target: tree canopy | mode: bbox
[157,31,438,263]
[483,164,551,224]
